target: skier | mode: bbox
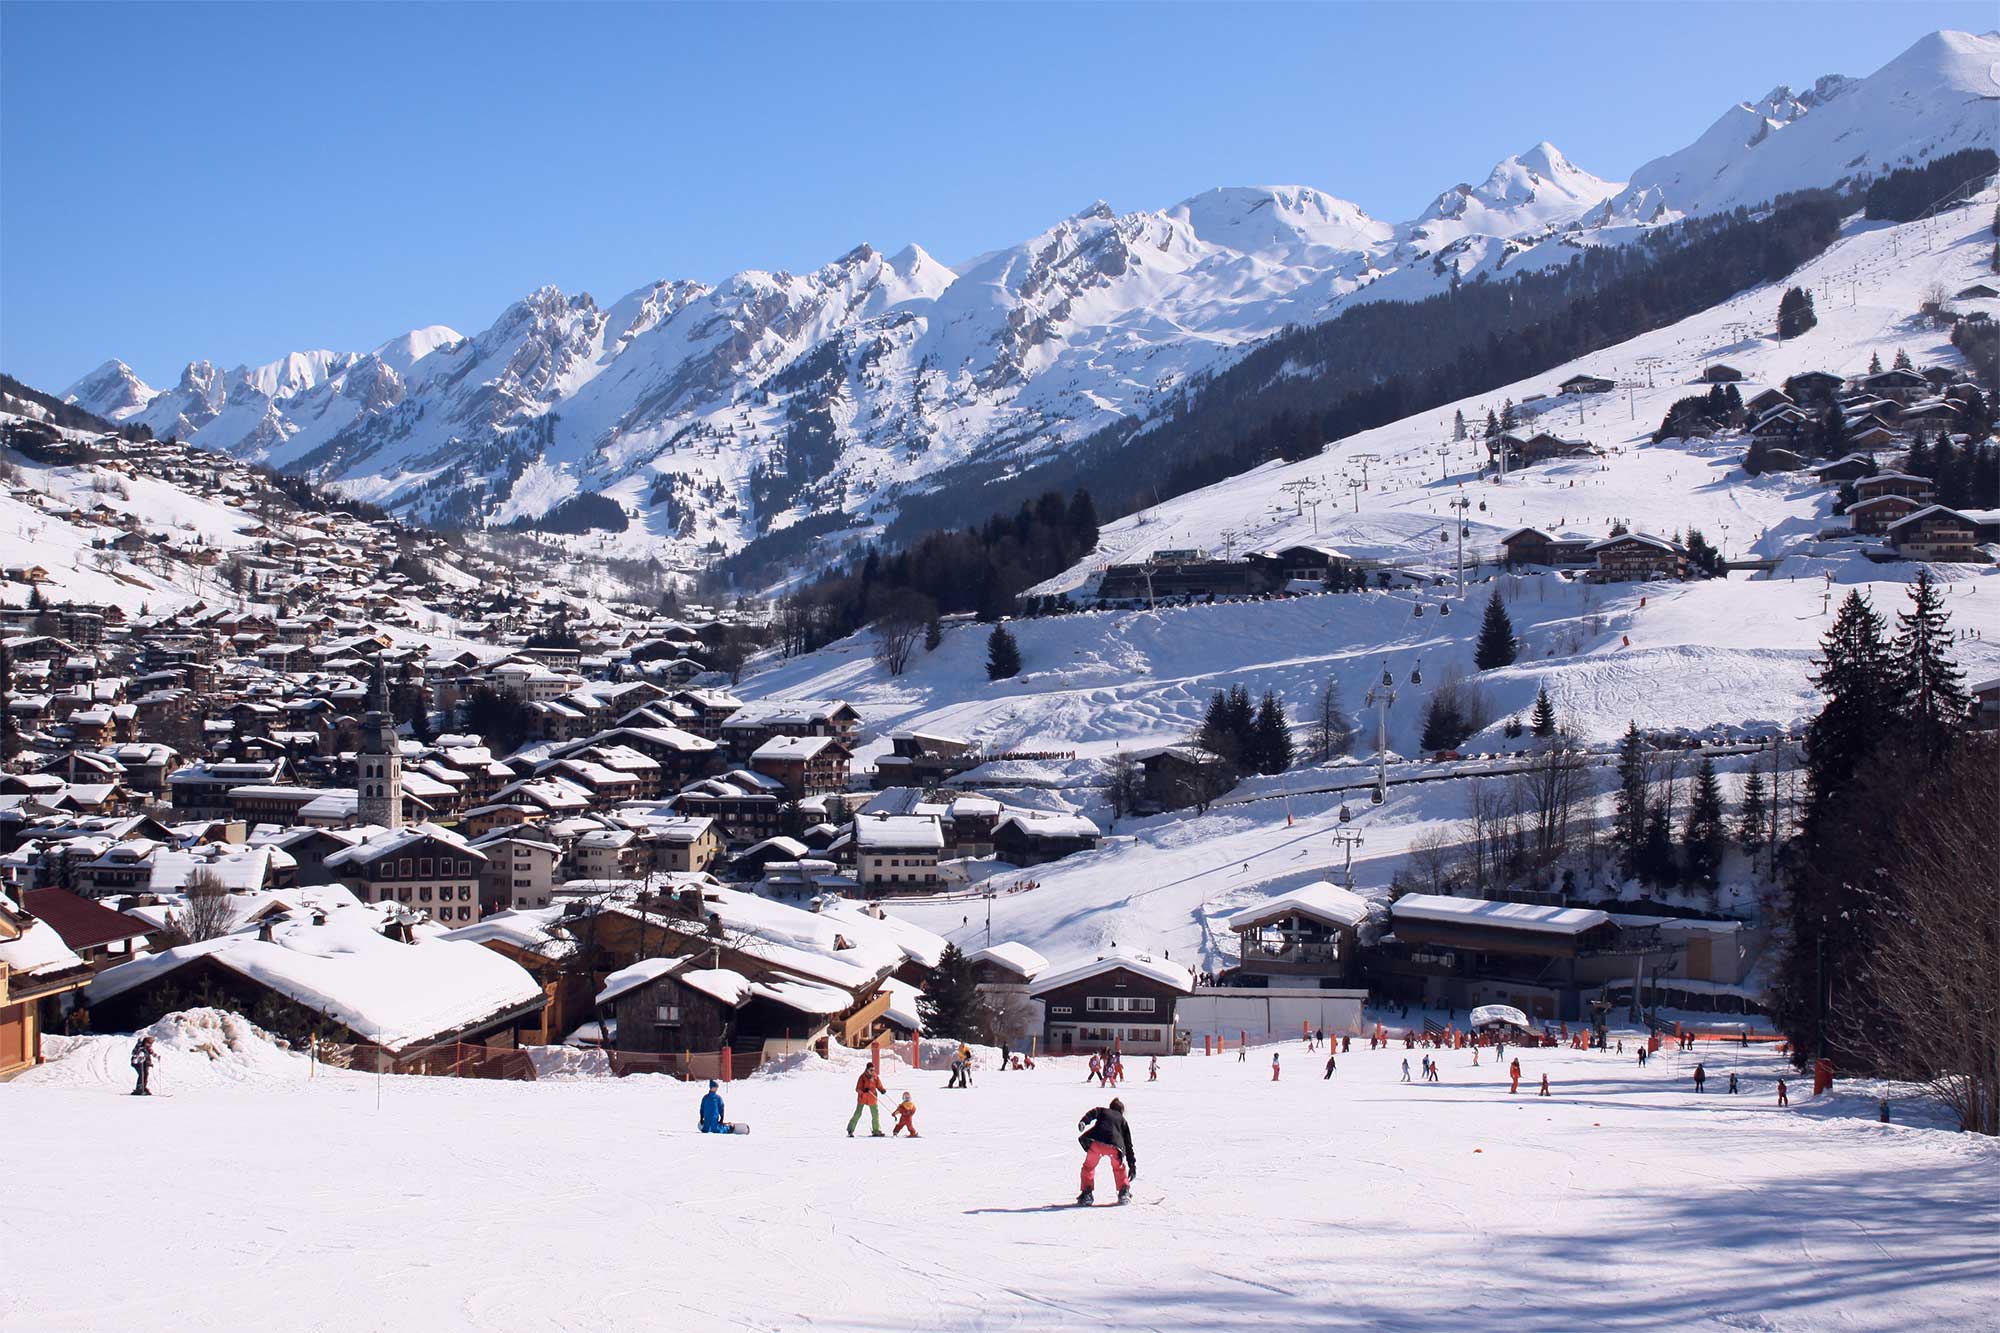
[1271,1052,1281,1081]
[1777,1078,1789,1107]
[1315,1027,1326,1051]
[1693,1062,1707,1093]
[1076,1097,1136,1205]
[1728,1071,1739,1095]
[1323,1053,1337,1080]
[1148,1056,1159,1083]
[957,1044,975,1087]
[1400,1058,1411,1083]
[1087,1053,1102,1083]
[1342,1035,1350,1054]
[129,1034,156,1097]
[847,1065,886,1137]
[1538,1073,1551,1097]
[699,1079,736,1134]
[1509,1057,1522,1095]
[947,1053,966,1089]
[892,1091,920,1138]
[1237,1042,1247,1063]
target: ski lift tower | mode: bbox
[1330,829,1364,891]
[1447,496,1471,598]
[1364,657,1421,804]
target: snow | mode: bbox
[595,956,684,1006]
[4,1033,1993,1329]
[1391,893,1611,936]
[965,940,1049,980]
[1224,881,1372,930]
[1029,951,1196,996]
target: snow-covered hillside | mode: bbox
[65,30,1999,562]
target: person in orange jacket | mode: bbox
[1509,1057,1522,1094]
[1538,1072,1551,1097]
[847,1066,886,1137]
[891,1091,919,1137]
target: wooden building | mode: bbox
[1028,954,1194,1055]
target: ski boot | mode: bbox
[1116,1187,1132,1205]
[1076,1189,1093,1206]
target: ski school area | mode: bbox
[6,1008,1995,1332]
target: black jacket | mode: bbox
[1078,1106,1135,1165]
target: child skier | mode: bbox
[892,1091,920,1137]
[1148,1056,1159,1082]
[1271,1052,1281,1081]
[1088,1053,1102,1083]
[129,1034,156,1097]
[1323,1052,1336,1080]
[1537,1073,1551,1097]
[1076,1097,1136,1205]
[1509,1057,1522,1094]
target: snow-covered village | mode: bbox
[3,8,1998,1330]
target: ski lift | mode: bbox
[1439,603,1451,616]
[1370,788,1384,805]
[1410,662,1423,686]
[1413,604,1424,618]
[1338,803,1352,824]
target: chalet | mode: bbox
[1812,454,1877,485]
[672,770,788,845]
[992,812,1101,867]
[966,941,1049,989]
[1497,527,1592,568]
[1853,472,1935,504]
[1847,493,1927,535]
[1750,406,1808,439]
[1972,676,2000,730]
[1372,894,1621,1021]
[18,887,150,970]
[1697,363,1744,383]
[1744,387,1792,416]
[1029,954,1194,1055]
[1785,370,1845,403]
[872,732,978,788]
[1587,532,1686,582]
[468,829,562,912]
[1489,432,1598,469]
[1226,883,1372,986]
[1849,368,1929,403]
[1250,544,1356,587]
[667,688,745,740]
[1557,374,1614,395]
[1095,557,1268,603]
[853,813,946,895]
[1957,282,2000,300]
[168,758,288,818]
[84,902,546,1071]
[639,816,724,874]
[749,735,850,799]
[1138,745,1229,811]
[1,889,94,1077]
[1886,506,1984,563]
[595,957,847,1068]
[719,699,861,759]
[442,908,588,1046]
[326,824,486,926]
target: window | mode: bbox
[1050,1005,1072,1016]
[1087,996,1155,1014]
[656,1002,681,1024]
[461,861,475,876]
[398,858,413,878]
[514,878,531,889]
[459,907,472,921]
[418,858,433,877]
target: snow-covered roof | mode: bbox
[1226,882,1372,931]
[965,941,1049,981]
[1391,894,1611,936]
[678,967,753,1007]
[1029,952,1194,996]
[596,956,688,1006]
[854,813,945,853]
[88,903,544,1052]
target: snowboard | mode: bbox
[724,1123,751,1135]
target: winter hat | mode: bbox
[1109,1097,1125,1112]
[708,1080,718,1090]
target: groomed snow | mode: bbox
[5,1028,1993,1330]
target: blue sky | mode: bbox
[2,2,1989,392]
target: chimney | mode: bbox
[257,918,275,943]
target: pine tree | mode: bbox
[1891,569,1968,755]
[1503,714,1523,740]
[1474,589,1517,671]
[916,944,985,1041]
[923,614,942,653]
[1682,757,1726,890]
[1640,806,1675,885]
[1453,410,1467,441]
[1777,286,1818,339]
[1252,691,1295,775]
[984,624,1021,681]
[1419,693,1465,753]
[1867,350,1882,374]
[1614,722,1648,877]
[1892,347,1912,371]
[1737,767,1767,851]
[1066,489,1100,554]
[1530,685,1556,738]
[1803,591,1900,832]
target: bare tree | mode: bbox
[1840,740,1998,1134]
[1512,734,1590,869]
[871,590,932,678]
[1307,677,1357,762]
[166,867,235,945]
[1104,751,1144,828]
[1404,826,1459,895]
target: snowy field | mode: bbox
[7,1017,1996,1331]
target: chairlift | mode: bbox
[1410,663,1424,686]
[1413,604,1424,618]
[1338,803,1351,824]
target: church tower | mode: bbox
[357,664,403,829]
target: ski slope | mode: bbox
[6,1021,1993,1331]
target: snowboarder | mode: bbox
[892,1091,920,1137]
[1509,1058,1521,1094]
[699,1079,732,1133]
[1728,1072,1739,1095]
[1324,1053,1337,1080]
[1076,1097,1136,1205]
[1148,1056,1159,1082]
[129,1034,156,1097]
[1693,1062,1707,1093]
[847,1066,886,1137]
[1777,1078,1789,1107]
[1537,1073,1550,1097]
[1271,1052,1281,1081]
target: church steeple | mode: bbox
[357,662,403,829]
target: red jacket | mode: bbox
[855,1070,883,1105]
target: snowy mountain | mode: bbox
[65,29,1999,563]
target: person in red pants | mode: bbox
[1509,1057,1522,1094]
[891,1091,919,1137]
[1076,1097,1136,1205]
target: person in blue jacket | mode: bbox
[699,1080,734,1133]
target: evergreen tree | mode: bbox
[923,614,942,653]
[1867,351,1882,374]
[1891,569,1968,755]
[1503,714,1523,740]
[1419,692,1465,753]
[1892,347,1912,371]
[1639,805,1675,886]
[1530,685,1557,738]
[1684,528,1723,578]
[916,944,985,1041]
[1614,722,1648,876]
[1682,757,1727,890]
[1737,767,1767,852]
[1251,691,1295,775]
[1803,591,1900,831]
[1066,489,1100,554]
[984,623,1021,681]
[1777,286,1817,339]
[1474,589,1517,671]
[0,642,16,763]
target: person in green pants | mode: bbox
[847,1065,886,1137]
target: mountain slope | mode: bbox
[64,29,1998,568]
